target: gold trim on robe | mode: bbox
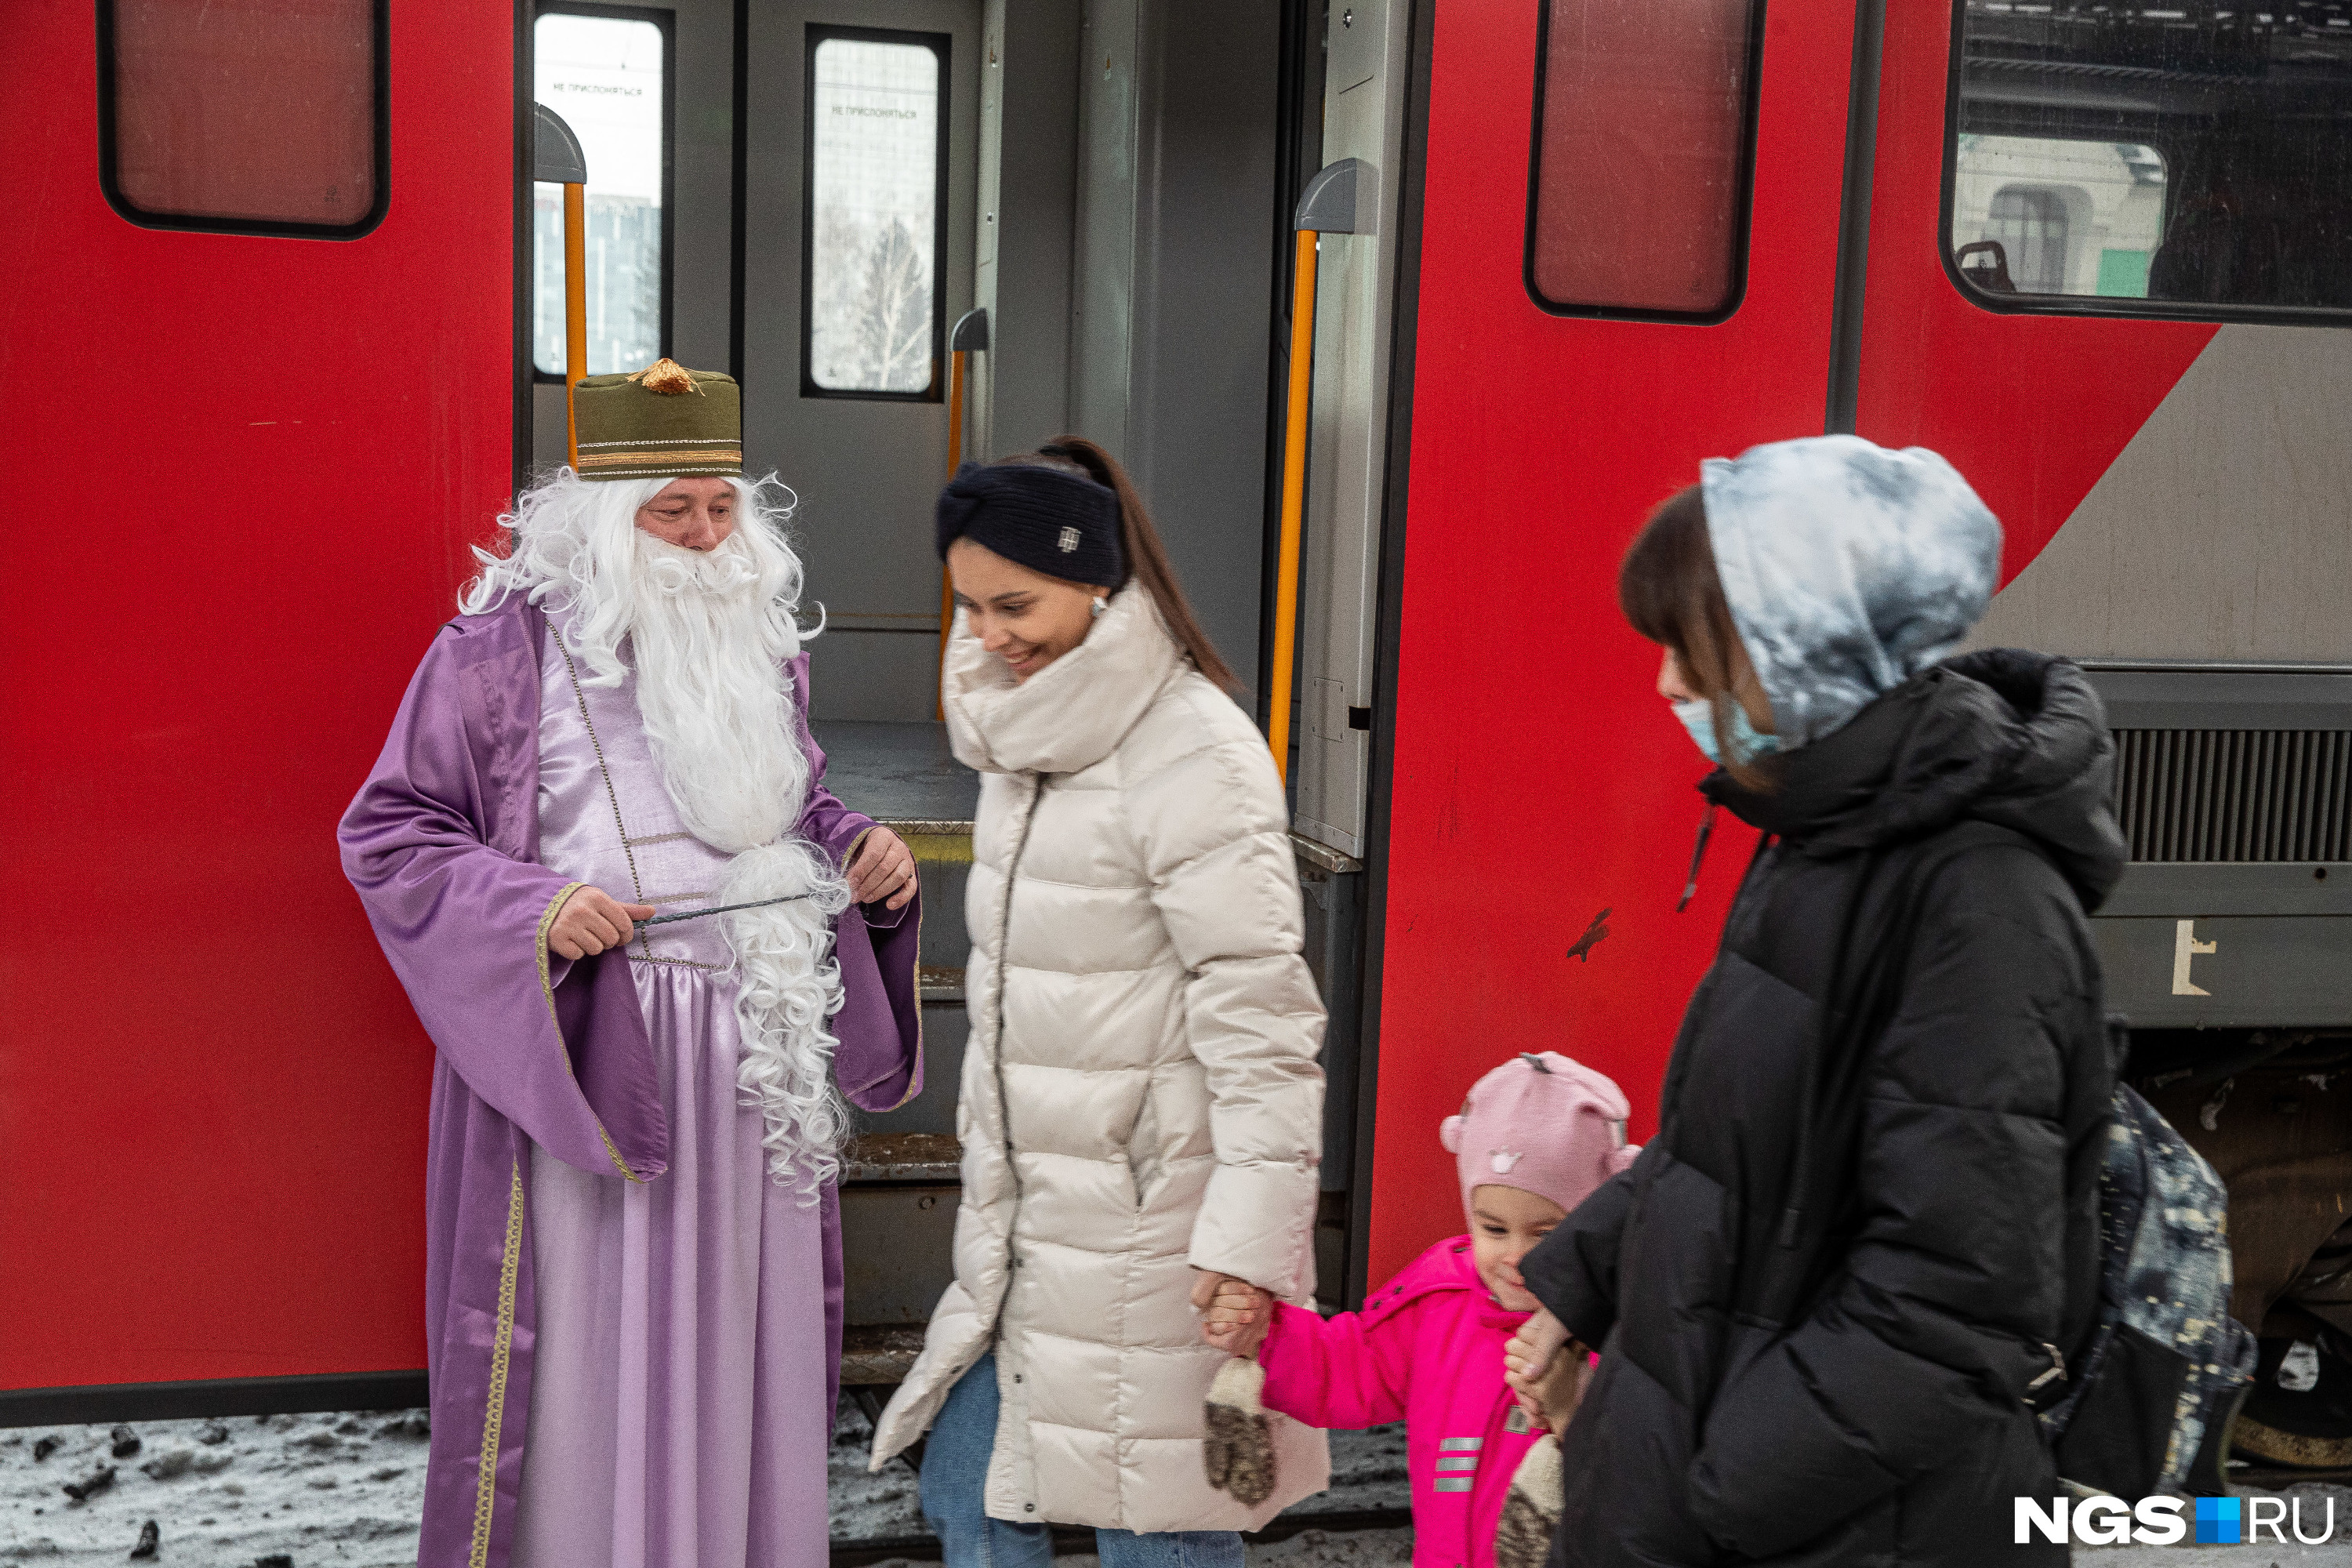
[470,1160,528,1568]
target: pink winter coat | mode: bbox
[1258,1237,1537,1568]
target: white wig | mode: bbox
[461,466,818,684]
[459,466,857,1197]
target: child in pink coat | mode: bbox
[1206,1052,1637,1568]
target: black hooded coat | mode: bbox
[1526,651,2129,1567]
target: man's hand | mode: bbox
[847,827,918,910]
[548,886,656,960]
[1192,1270,1273,1357]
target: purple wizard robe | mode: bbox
[338,596,920,1568]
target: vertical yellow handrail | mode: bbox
[1265,228,1319,786]
[564,181,589,469]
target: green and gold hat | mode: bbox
[572,359,743,481]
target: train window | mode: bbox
[534,9,671,379]
[100,0,387,237]
[1523,0,1764,321]
[1948,3,2352,318]
[802,27,949,399]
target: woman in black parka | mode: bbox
[1518,437,2128,1566]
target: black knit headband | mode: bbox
[935,460,1125,589]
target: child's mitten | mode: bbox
[1494,1432,1563,1568]
[1201,1356,1277,1505]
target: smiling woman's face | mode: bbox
[947,538,1101,681]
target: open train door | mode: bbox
[1,1,524,1418]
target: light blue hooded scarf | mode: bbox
[1699,434,2002,750]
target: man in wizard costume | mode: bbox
[340,360,923,1568]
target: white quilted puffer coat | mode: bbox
[869,586,1330,1531]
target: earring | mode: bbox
[1090,597,1108,618]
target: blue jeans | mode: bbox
[919,1353,1245,1568]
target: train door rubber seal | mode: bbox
[1824,0,1887,436]
[1347,0,1438,1315]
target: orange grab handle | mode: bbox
[1265,229,1319,786]
[564,182,588,470]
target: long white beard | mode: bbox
[622,530,852,1196]
[463,473,853,1193]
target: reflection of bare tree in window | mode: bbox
[811,205,933,393]
[858,218,932,391]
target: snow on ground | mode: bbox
[13,1407,2328,1567]
[2,1407,1406,1565]
[0,1413,430,1566]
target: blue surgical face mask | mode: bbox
[1671,696,1781,768]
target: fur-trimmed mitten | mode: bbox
[1494,1432,1563,1568]
[1201,1356,1277,1505]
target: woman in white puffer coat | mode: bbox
[870,437,1330,1566]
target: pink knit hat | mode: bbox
[1439,1052,1639,1218]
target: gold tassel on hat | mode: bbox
[628,358,703,395]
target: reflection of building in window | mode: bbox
[1951,137,2165,298]
[535,193,662,377]
[1987,187,2069,293]
[533,11,666,377]
[806,35,942,396]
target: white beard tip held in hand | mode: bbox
[1202,1356,1277,1507]
[1494,1432,1564,1568]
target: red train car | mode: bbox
[3,0,522,1410]
[6,1,2348,1485]
[1338,2,2351,1472]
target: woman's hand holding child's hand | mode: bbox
[1503,1307,1570,1385]
[1195,1272,1272,1358]
[1504,1307,1590,1432]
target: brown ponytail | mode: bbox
[997,436,1242,694]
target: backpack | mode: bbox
[2035,1073,2259,1497]
[1761,832,2257,1501]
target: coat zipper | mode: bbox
[986,776,1047,1330]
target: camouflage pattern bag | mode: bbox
[2038,1080,2259,1497]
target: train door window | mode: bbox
[534,8,672,379]
[801,27,949,398]
[100,0,387,236]
[1948,2,2352,318]
[1523,0,1764,321]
